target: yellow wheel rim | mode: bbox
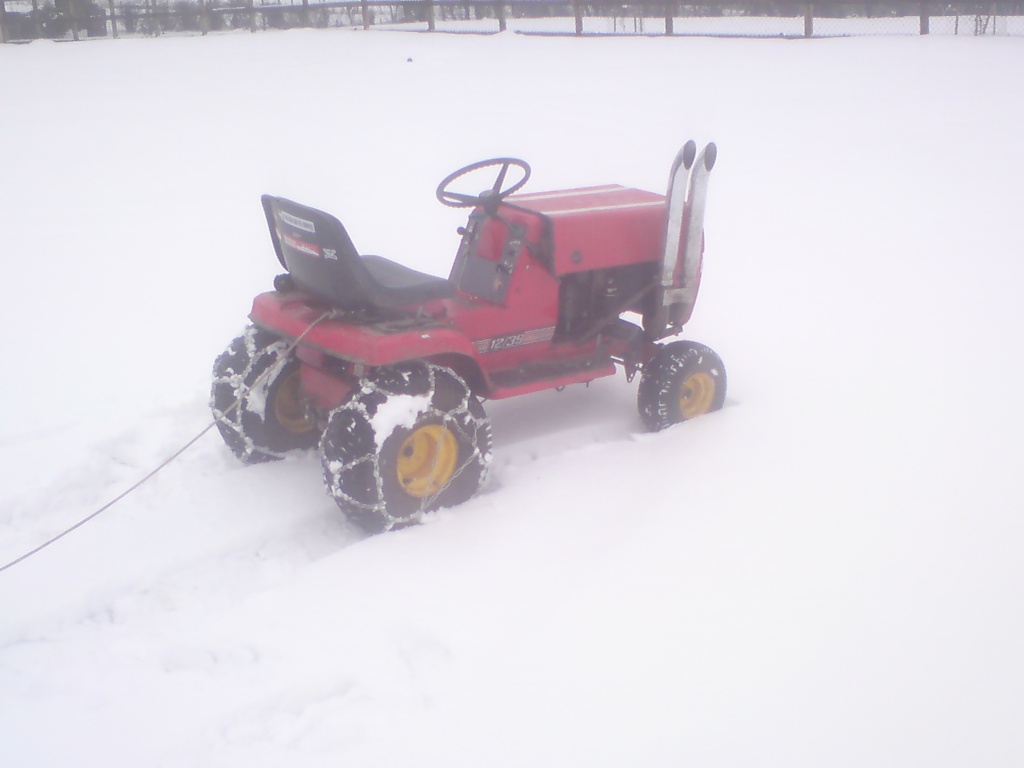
[273,369,316,435]
[679,371,717,419]
[396,425,459,499]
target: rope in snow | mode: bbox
[0,311,336,575]
[0,424,217,575]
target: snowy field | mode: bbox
[2,29,1024,767]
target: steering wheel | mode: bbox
[436,158,531,211]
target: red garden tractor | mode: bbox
[212,142,725,532]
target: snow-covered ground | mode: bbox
[2,29,1023,768]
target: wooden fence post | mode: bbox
[665,2,674,35]
[573,0,582,35]
[0,0,9,44]
[247,0,256,32]
[919,2,929,34]
[107,0,118,37]
[301,0,309,26]
[69,0,81,40]
[146,0,162,36]
[426,0,435,31]
[200,0,210,33]
[361,0,369,28]
[497,1,506,32]
[804,3,813,37]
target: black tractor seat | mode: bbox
[262,195,453,310]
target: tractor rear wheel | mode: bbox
[320,362,492,533]
[638,341,726,432]
[211,325,319,463]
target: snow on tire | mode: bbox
[211,325,319,464]
[320,362,492,533]
[637,340,726,432]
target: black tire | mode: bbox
[320,362,492,533]
[637,341,726,432]
[211,325,319,464]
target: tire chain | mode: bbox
[322,362,492,531]
[211,314,338,462]
[210,326,297,462]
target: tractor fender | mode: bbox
[354,328,494,397]
[249,292,485,374]
[359,326,481,369]
[424,352,490,398]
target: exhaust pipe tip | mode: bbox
[704,143,718,172]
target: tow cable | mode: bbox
[0,311,336,575]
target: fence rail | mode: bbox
[2,0,1023,42]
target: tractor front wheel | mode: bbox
[320,362,492,533]
[211,325,319,463]
[637,341,726,432]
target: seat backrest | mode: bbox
[262,195,377,309]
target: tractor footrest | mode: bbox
[488,356,616,399]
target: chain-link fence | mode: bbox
[2,1,1023,42]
